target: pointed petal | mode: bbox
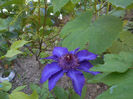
[40,62,62,84]
[76,50,97,62]
[53,47,68,57]
[66,70,85,96]
[77,61,93,71]
[48,70,64,91]
[70,48,80,54]
[77,61,100,75]
[41,55,58,61]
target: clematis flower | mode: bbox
[40,47,99,96]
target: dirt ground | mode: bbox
[11,56,108,99]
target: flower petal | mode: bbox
[41,55,58,61]
[70,48,80,54]
[66,70,85,96]
[77,61,93,71]
[48,70,64,91]
[76,50,97,62]
[40,62,62,84]
[77,61,100,75]
[53,47,68,57]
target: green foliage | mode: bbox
[12,85,27,93]
[0,81,12,92]
[5,40,29,58]
[30,82,54,99]
[71,0,80,4]
[10,40,29,49]
[53,86,69,99]
[107,0,133,9]
[61,14,122,54]
[0,0,25,8]
[0,91,9,99]
[52,0,69,13]
[90,52,133,73]
[9,91,38,99]
[96,77,133,99]
[109,31,133,53]
[0,0,133,98]
[0,18,9,32]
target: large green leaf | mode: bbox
[61,15,122,54]
[96,76,133,99]
[71,0,80,4]
[52,0,69,13]
[100,69,133,86]
[108,31,133,53]
[60,11,93,38]
[88,69,133,86]
[90,52,133,73]
[107,0,133,9]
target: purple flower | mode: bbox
[40,47,99,96]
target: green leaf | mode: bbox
[29,91,39,99]
[40,81,54,99]
[0,81,12,92]
[9,92,29,99]
[107,0,133,9]
[0,91,9,99]
[62,15,122,54]
[0,0,25,8]
[99,69,133,86]
[60,11,93,38]
[0,18,9,32]
[5,49,22,58]
[9,91,38,99]
[12,85,27,93]
[30,84,41,94]
[53,86,69,99]
[96,76,133,99]
[90,52,133,73]
[108,31,133,53]
[52,0,69,13]
[11,40,29,49]
[71,0,80,4]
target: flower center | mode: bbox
[58,54,79,70]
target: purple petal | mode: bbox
[76,50,97,62]
[66,70,85,96]
[48,70,64,91]
[77,61,93,71]
[53,47,68,57]
[70,48,80,54]
[77,61,100,75]
[41,55,58,61]
[40,62,62,84]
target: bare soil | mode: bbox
[11,56,108,99]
